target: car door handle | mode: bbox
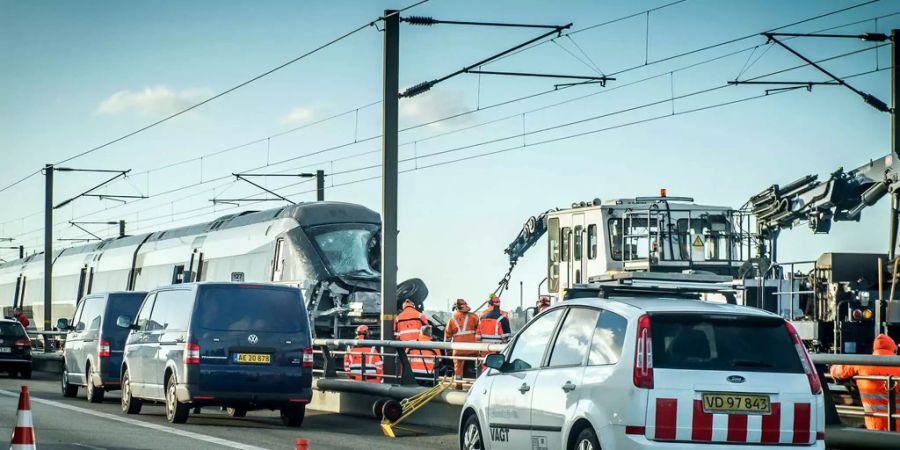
[562,381,577,393]
[518,383,531,394]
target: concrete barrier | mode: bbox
[32,352,63,374]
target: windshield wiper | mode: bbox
[730,359,775,368]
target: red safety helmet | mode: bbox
[538,296,551,306]
[490,296,501,306]
[355,325,370,337]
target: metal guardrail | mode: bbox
[312,338,506,388]
[813,353,900,449]
[27,329,67,353]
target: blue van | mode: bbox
[59,292,147,402]
[118,282,313,425]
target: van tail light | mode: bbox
[785,321,822,395]
[633,314,654,389]
[302,347,314,369]
[98,339,110,357]
[14,338,30,347]
[184,342,201,365]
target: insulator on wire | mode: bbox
[403,16,436,26]
[400,81,435,98]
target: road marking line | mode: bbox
[0,390,267,450]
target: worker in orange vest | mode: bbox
[536,296,551,314]
[343,325,383,383]
[831,334,900,431]
[408,325,441,386]
[477,296,512,348]
[444,298,479,380]
[394,299,428,341]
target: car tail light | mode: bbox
[633,314,653,389]
[98,339,110,357]
[184,342,200,365]
[302,347,314,368]
[785,321,822,395]
[14,338,30,347]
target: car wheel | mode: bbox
[61,367,78,397]
[121,369,142,414]
[226,407,247,418]
[86,366,105,403]
[460,413,484,450]
[165,375,189,424]
[280,404,305,427]
[573,427,600,450]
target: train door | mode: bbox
[548,218,561,295]
[560,225,572,292]
[573,213,585,285]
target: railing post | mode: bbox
[817,363,842,426]
[394,348,416,385]
[890,375,897,432]
[321,346,337,378]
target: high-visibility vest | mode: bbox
[831,349,900,431]
[394,306,428,341]
[445,311,479,343]
[343,346,383,382]
[477,308,511,344]
[408,335,441,379]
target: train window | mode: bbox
[574,226,583,261]
[272,238,285,282]
[587,224,598,260]
[561,227,571,262]
[548,218,560,293]
[171,265,185,284]
[608,219,623,261]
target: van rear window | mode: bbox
[650,314,803,373]
[106,294,144,320]
[196,286,305,333]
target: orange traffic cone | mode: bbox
[10,385,35,450]
[295,437,309,450]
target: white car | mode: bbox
[458,296,824,450]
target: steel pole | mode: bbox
[43,164,53,331]
[118,220,125,238]
[380,10,400,347]
[891,29,899,260]
[316,169,325,202]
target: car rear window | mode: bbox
[196,285,306,333]
[651,313,803,373]
[0,322,25,337]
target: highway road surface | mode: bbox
[0,371,456,449]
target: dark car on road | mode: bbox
[119,282,314,426]
[0,319,31,378]
[59,291,147,402]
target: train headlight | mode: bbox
[863,309,874,320]
[852,309,863,321]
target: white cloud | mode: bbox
[279,106,318,125]
[96,85,211,116]
[400,89,472,129]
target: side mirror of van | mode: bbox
[56,318,70,331]
[116,315,133,329]
[484,353,506,372]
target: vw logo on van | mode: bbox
[247,334,259,345]
[727,375,746,384]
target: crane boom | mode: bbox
[749,153,900,246]
[490,209,557,299]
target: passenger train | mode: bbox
[0,202,384,338]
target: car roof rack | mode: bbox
[570,271,736,300]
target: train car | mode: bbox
[0,202,383,339]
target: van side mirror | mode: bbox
[116,315,134,329]
[56,318,70,331]
[484,353,506,371]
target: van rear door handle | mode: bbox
[518,383,530,394]
[562,381,576,393]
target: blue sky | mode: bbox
[1,0,898,310]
